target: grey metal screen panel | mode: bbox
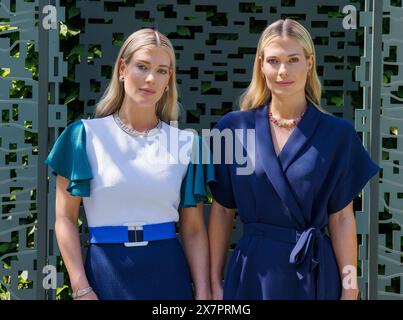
[377,0,403,299]
[0,0,39,300]
[0,0,67,300]
[371,0,402,300]
[356,0,403,300]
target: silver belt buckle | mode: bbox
[124,222,149,247]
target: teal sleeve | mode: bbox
[44,120,93,197]
[179,135,216,208]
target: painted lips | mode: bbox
[139,88,156,95]
[275,81,294,87]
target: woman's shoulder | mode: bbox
[64,118,84,128]
[214,108,257,130]
[81,114,113,129]
[319,111,357,137]
[163,121,190,133]
[79,115,120,140]
[58,119,85,139]
[163,121,195,139]
[55,116,115,144]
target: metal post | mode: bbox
[36,0,50,300]
[368,0,382,300]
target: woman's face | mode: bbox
[119,45,172,108]
[260,36,313,99]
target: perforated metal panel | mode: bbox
[0,0,40,300]
[355,0,403,300]
[376,0,403,300]
[0,0,67,300]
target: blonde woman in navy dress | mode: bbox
[208,19,379,300]
[46,29,214,300]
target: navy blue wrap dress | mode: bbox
[208,100,379,300]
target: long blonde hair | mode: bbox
[240,18,324,111]
[95,28,179,122]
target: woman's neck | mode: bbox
[118,98,159,132]
[270,93,307,120]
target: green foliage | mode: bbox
[56,285,71,300]
[330,96,344,107]
[177,26,191,37]
[0,68,11,77]
[60,21,80,39]
[0,291,11,300]
[65,44,84,63]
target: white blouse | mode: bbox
[81,115,195,227]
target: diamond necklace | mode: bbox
[113,112,162,137]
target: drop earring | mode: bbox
[119,75,124,82]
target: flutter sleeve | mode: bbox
[179,135,215,208]
[45,120,93,197]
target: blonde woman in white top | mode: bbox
[46,29,214,300]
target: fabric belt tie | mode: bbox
[88,221,176,246]
[244,223,328,299]
[288,227,323,279]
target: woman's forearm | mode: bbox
[179,203,211,299]
[208,200,235,289]
[329,208,359,299]
[55,216,90,292]
[181,228,211,298]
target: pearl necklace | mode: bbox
[113,112,162,137]
[268,109,305,130]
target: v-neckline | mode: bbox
[269,121,298,159]
[267,102,311,161]
[258,100,320,173]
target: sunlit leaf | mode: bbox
[177,26,191,37]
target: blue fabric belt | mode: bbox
[244,222,329,299]
[88,221,176,245]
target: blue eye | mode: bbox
[137,64,147,70]
[267,59,278,64]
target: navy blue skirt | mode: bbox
[84,238,193,300]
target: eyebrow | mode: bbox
[135,59,170,68]
[266,54,301,58]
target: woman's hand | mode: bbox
[211,282,224,300]
[340,288,359,300]
[195,290,212,300]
